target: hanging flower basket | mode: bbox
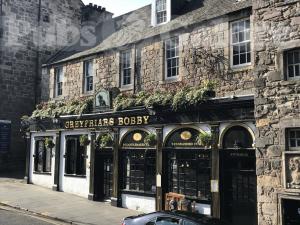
[98,134,113,148]
[196,132,212,148]
[79,135,90,147]
[144,133,157,146]
[45,137,55,149]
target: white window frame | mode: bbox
[83,60,93,93]
[230,18,251,68]
[165,37,179,80]
[151,0,171,26]
[55,67,63,97]
[156,0,167,25]
[286,48,300,81]
[121,50,132,87]
[288,129,300,151]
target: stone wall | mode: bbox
[47,8,255,102]
[253,0,300,225]
[0,0,82,171]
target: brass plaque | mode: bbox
[133,133,142,142]
[180,131,192,141]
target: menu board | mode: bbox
[0,121,11,152]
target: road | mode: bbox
[0,207,67,225]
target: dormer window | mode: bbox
[152,0,170,26]
[156,0,167,24]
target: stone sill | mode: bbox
[120,85,133,92]
[230,64,253,73]
[81,92,93,98]
[159,77,181,85]
[64,174,87,178]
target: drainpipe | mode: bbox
[35,0,42,105]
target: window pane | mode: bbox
[240,43,246,54]
[233,55,239,66]
[232,33,238,43]
[296,131,300,138]
[240,53,246,64]
[245,30,250,41]
[239,21,245,31]
[233,45,239,55]
[232,23,239,33]
[290,139,296,148]
[297,140,300,147]
[245,20,250,29]
[288,52,294,65]
[295,65,300,77]
[288,66,294,78]
[239,32,245,42]
[294,51,300,64]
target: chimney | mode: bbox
[81,3,113,24]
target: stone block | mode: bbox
[291,16,300,25]
[267,145,282,157]
[256,136,274,148]
[266,71,282,82]
[254,78,266,88]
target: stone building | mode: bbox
[253,0,300,225]
[0,0,112,172]
[24,0,300,225]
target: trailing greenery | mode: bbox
[98,134,113,148]
[196,132,213,148]
[30,97,93,119]
[144,133,157,146]
[113,80,217,112]
[26,80,217,119]
[45,137,55,149]
[79,135,90,147]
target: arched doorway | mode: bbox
[220,125,257,225]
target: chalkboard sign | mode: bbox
[0,121,11,152]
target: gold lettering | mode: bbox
[103,118,108,126]
[84,120,89,128]
[74,121,80,128]
[118,117,124,126]
[98,119,103,126]
[89,120,94,127]
[69,121,74,129]
[65,121,69,129]
[94,119,98,127]
[79,121,84,128]
[136,116,143,125]
[109,118,115,126]
[143,116,150,124]
[130,117,136,125]
[124,117,130,126]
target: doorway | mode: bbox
[220,149,257,225]
[220,125,257,225]
[94,151,113,201]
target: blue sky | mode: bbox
[82,0,152,17]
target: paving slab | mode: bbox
[0,179,138,225]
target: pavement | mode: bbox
[0,177,138,225]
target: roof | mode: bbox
[45,0,252,66]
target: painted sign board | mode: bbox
[0,121,11,152]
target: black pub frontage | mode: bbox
[24,94,257,225]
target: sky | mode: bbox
[82,0,152,17]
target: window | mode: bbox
[286,49,300,80]
[231,19,251,67]
[223,126,254,149]
[168,151,211,201]
[121,50,132,86]
[55,67,63,97]
[122,150,156,193]
[65,136,86,176]
[156,0,167,24]
[34,138,52,173]
[165,37,179,79]
[288,129,300,150]
[84,60,93,92]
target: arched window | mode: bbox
[222,126,253,149]
[120,130,156,194]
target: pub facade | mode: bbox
[23,1,300,225]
